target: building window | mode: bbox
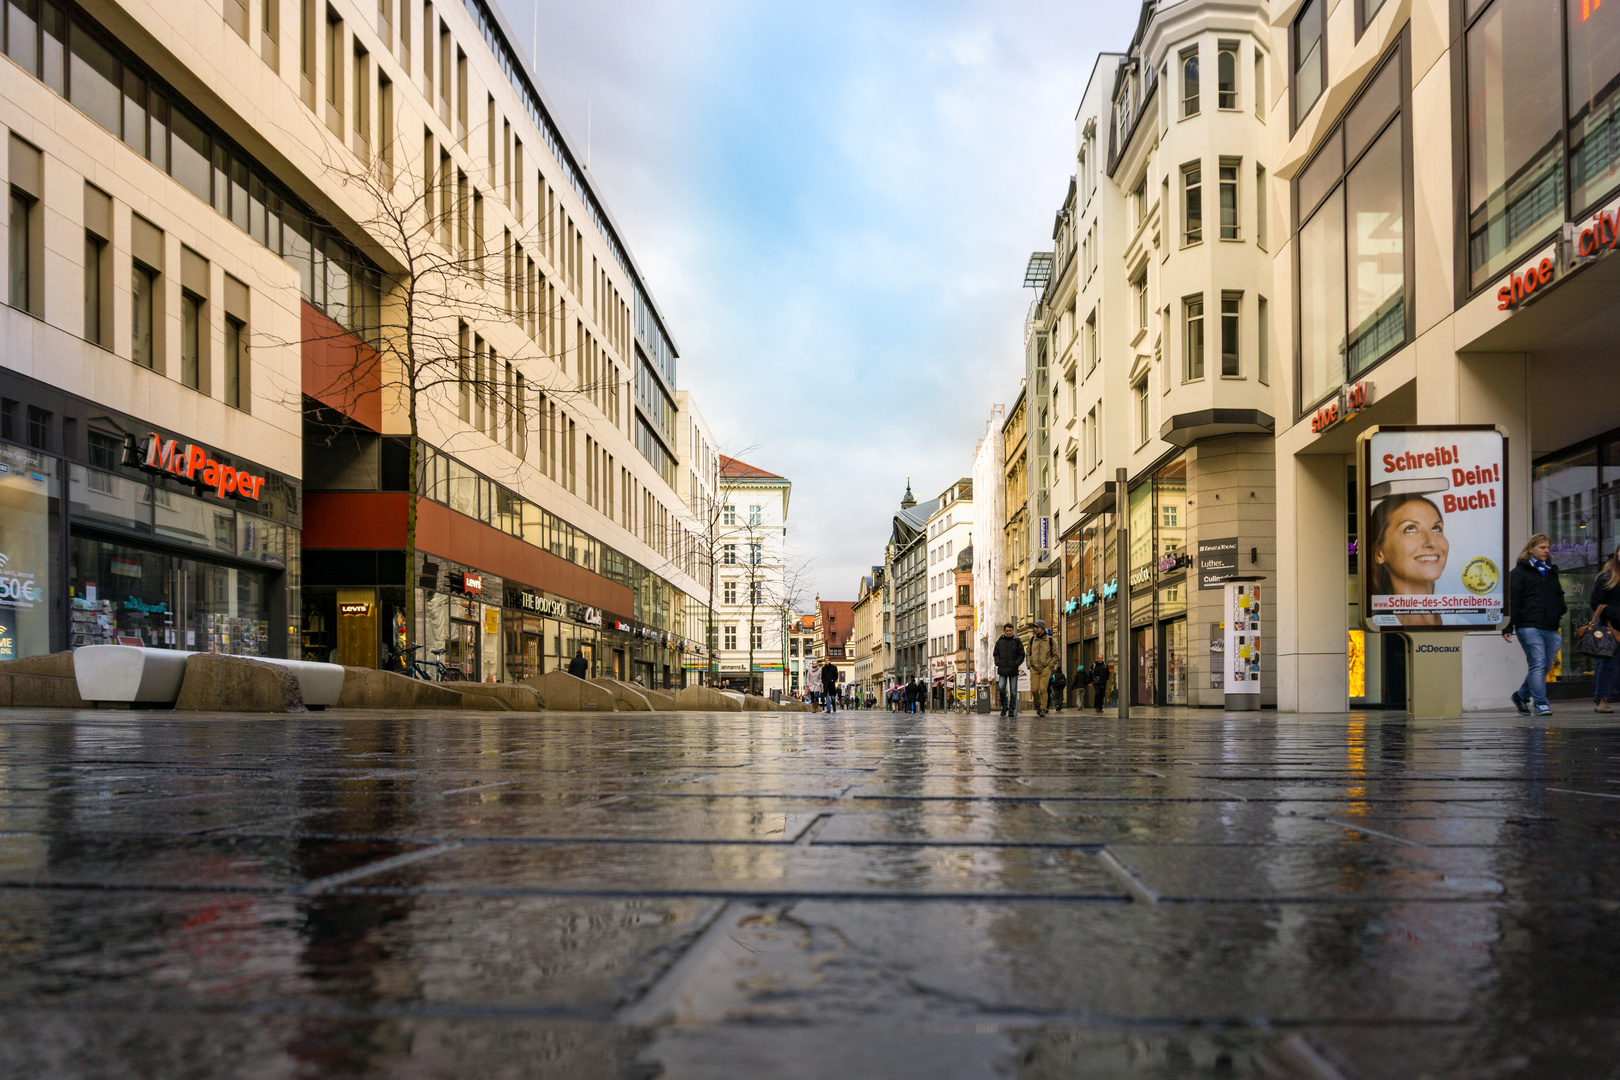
[224,314,245,409]
[1133,270,1148,332]
[1463,0,1569,291]
[749,543,761,565]
[1183,163,1202,244]
[723,504,735,525]
[8,189,36,315]
[1135,378,1149,446]
[26,406,49,450]
[1220,159,1240,239]
[1218,43,1238,109]
[790,638,799,657]
[180,290,203,390]
[724,625,737,650]
[748,504,761,526]
[1221,292,1242,377]
[83,232,107,345]
[723,544,736,565]
[723,580,737,604]
[1183,295,1205,381]
[1181,47,1199,118]
[1296,39,1408,412]
[1258,295,1270,385]
[750,581,763,604]
[1255,51,1266,120]
[1359,0,1388,38]
[1292,0,1325,127]
[129,263,160,373]
[751,624,763,649]
[1256,164,1268,248]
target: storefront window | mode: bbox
[1129,481,1154,582]
[0,444,56,660]
[1533,446,1601,686]
[1466,0,1565,290]
[1295,38,1407,412]
[1569,0,1620,213]
[70,536,271,654]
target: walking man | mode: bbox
[820,660,840,714]
[993,623,1024,717]
[1506,533,1565,717]
[1028,622,1058,717]
[1089,657,1110,712]
[567,650,589,678]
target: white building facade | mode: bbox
[924,479,973,690]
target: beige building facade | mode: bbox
[1270,0,1620,710]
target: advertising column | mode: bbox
[1358,426,1508,717]
[1223,583,1262,711]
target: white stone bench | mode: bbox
[72,646,346,707]
[246,657,345,707]
[73,645,192,704]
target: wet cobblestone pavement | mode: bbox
[1,706,1618,1078]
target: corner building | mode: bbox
[1040,0,1275,708]
[1272,0,1620,708]
[0,0,716,679]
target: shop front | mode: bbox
[62,430,298,659]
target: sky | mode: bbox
[504,0,1145,604]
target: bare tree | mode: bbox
[270,128,619,658]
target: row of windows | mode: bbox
[1180,158,1267,248]
[720,581,765,605]
[719,625,766,651]
[3,0,379,338]
[1179,39,1266,120]
[7,147,254,412]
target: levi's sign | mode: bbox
[123,433,266,500]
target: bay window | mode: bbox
[1295,37,1409,413]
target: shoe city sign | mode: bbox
[1497,190,1620,311]
[123,433,266,501]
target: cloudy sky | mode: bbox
[506,0,1143,602]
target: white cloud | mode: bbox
[507,0,1142,601]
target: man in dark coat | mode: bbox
[567,650,589,678]
[1505,533,1566,716]
[1089,658,1110,712]
[819,661,840,713]
[992,623,1025,717]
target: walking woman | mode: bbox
[1590,550,1620,713]
[1504,533,1566,716]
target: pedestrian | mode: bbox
[992,623,1024,717]
[1049,666,1067,713]
[819,660,839,713]
[567,650,589,678]
[1089,657,1109,712]
[1027,622,1058,717]
[1589,549,1620,714]
[1505,533,1565,717]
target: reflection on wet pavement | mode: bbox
[1,706,1618,1077]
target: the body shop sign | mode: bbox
[1358,425,1508,630]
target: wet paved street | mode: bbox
[1,706,1618,1078]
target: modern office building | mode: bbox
[1273,0,1620,710]
[0,0,721,682]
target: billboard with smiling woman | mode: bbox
[1358,426,1509,631]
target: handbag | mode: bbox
[1577,605,1619,659]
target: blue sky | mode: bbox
[508,0,1144,603]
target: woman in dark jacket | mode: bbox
[1588,550,1620,713]
[1504,533,1566,716]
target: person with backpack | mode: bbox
[1088,657,1110,712]
[1049,666,1068,713]
[1505,533,1566,717]
[819,661,840,713]
[1027,622,1058,717]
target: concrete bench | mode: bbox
[73,645,192,704]
[72,646,345,708]
[247,657,345,707]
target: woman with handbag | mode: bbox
[1587,550,1620,713]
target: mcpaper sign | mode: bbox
[1359,426,1507,631]
[123,433,266,501]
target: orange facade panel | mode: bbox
[305,494,635,612]
[301,303,382,430]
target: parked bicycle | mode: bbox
[386,642,466,682]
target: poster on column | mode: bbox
[1359,426,1508,631]
[1223,583,1261,694]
